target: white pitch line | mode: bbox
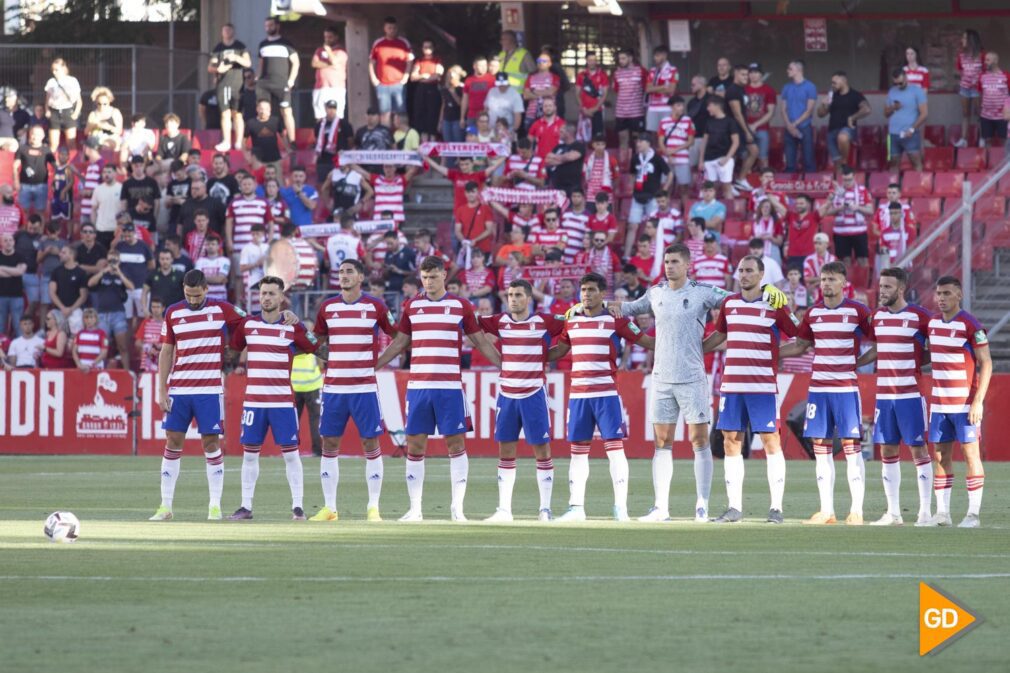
[1,572,1009,583]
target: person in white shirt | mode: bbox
[119,114,157,165]
[484,73,524,131]
[6,316,44,367]
[44,58,82,151]
[239,223,270,312]
[90,164,123,248]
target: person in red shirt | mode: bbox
[368,16,414,128]
[528,97,564,158]
[457,248,496,303]
[628,234,655,283]
[460,55,495,130]
[978,52,1009,147]
[453,182,495,256]
[784,194,819,270]
[425,154,506,209]
[588,192,618,245]
[576,51,610,140]
[744,64,778,173]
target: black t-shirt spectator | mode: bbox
[170,253,194,275]
[16,144,54,185]
[144,267,185,307]
[354,124,394,151]
[13,230,40,273]
[121,176,160,220]
[385,247,417,293]
[630,152,671,200]
[75,241,108,270]
[258,37,297,85]
[50,265,88,307]
[212,40,248,89]
[158,133,191,161]
[828,89,868,132]
[207,175,239,208]
[166,177,191,226]
[114,240,153,288]
[246,117,283,163]
[546,141,586,193]
[0,251,25,296]
[708,75,733,97]
[178,196,226,236]
[703,116,742,161]
[724,83,749,132]
[687,94,711,136]
[92,272,126,312]
[0,108,29,138]
[621,283,647,301]
[239,86,257,122]
[440,86,463,123]
[199,90,221,130]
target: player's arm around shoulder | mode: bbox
[611,286,654,318]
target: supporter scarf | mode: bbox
[297,220,395,238]
[524,264,588,281]
[482,187,566,207]
[337,150,423,167]
[634,149,655,192]
[419,142,511,158]
[315,118,339,155]
[583,151,614,191]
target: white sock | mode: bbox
[652,448,673,512]
[766,451,785,511]
[241,450,260,510]
[320,454,339,511]
[160,449,181,509]
[497,458,516,512]
[845,451,865,516]
[693,445,713,511]
[405,456,425,511]
[935,474,953,514]
[568,450,590,507]
[814,452,835,515]
[724,454,745,511]
[881,457,900,516]
[205,449,224,508]
[365,453,383,510]
[914,458,933,516]
[282,449,304,509]
[535,458,554,511]
[606,445,629,510]
[449,451,468,511]
[966,475,984,516]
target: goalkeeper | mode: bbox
[574,243,788,522]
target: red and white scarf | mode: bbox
[337,150,423,167]
[315,118,339,155]
[482,187,566,208]
[419,142,510,158]
[583,151,614,191]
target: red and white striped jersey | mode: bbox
[714,295,798,394]
[398,292,481,390]
[802,251,837,280]
[194,256,231,302]
[561,208,590,263]
[226,196,273,251]
[575,247,621,295]
[647,62,679,108]
[927,310,988,414]
[74,328,108,368]
[903,65,930,90]
[879,223,917,264]
[326,232,366,288]
[750,188,788,213]
[80,160,103,220]
[510,211,541,233]
[583,151,616,202]
[366,230,408,267]
[161,300,247,395]
[869,304,930,400]
[751,216,784,257]
[137,317,163,373]
[479,312,565,398]
[505,153,544,190]
[612,65,647,119]
[658,114,695,165]
[313,294,397,394]
[372,174,406,222]
[562,311,643,398]
[268,198,289,224]
[691,254,733,289]
[830,184,871,235]
[231,317,318,408]
[460,267,496,293]
[873,200,917,232]
[797,299,872,393]
[529,226,567,252]
[655,208,683,248]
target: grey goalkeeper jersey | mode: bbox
[618,280,727,384]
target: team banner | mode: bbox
[337,150,423,167]
[482,187,567,208]
[771,175,836,196]
[419,142,511,159]
[523,264,589,282]
[297,220,394,238]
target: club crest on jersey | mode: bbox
[361,310,368,319]
[444,307,451,315]
[903,320,909,328]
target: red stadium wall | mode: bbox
[1,369,1008,460]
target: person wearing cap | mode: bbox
[691,231,734,290]
[734,237,784,289]
[802,231,836,290]
[484,71,524,132]
[0,88,29,152]
[313,99,350,185]
[311,24,348,123]
[745,64,778,174]
[576,52,610,141]
[628,132,671,243]
[353,107,394,151]
[91,164,123,248]
[114,221,154,330]
[409,39,444,141]
[120,155,160,231]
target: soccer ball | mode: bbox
[43,512,80,543]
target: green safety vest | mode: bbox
[499,47,531,90]
[291,353,323,392]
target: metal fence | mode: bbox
[0,44,206,130]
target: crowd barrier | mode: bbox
[1,369,1007,460]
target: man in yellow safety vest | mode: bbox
[498,30,535,92]
[292,327,323,456]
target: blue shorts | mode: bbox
[50,198,72,220]
[717,393,779,433]
[320,391,385,439]
[889,131,921,156]
[929,411,979,444]
[753,128,770,160]
[495,388,552,444]
[240,406,300,448]
[98,310,128,337]
[162,393,223,435]
[567,395,626,442]
[959,87,980,99]
[873,397,927,446]
[803,391,862,440]
[405,388,472,437]
[18,182,47,211]
[827,127,856,161]
[22,273,42,304]
[375,84,406,114]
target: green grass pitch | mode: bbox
[1,455,1007,673]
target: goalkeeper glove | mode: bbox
[564,303,585,320]
[761,283,789,309]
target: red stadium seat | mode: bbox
[0,150,13,185]
[294,128,315,150]
[974,196,1007,220]
[946,125,980,148]
[722,218,747,241]
[730,241,749,263]
[910,197,942,225]
[901,171,933,197]
[848,264,870,289]
[997,172,1010,196]
[933,172,965,198]
[728,198,749,218]
[923,125,946,147]
[989,146,1006,167]
[858,125,883,149]
[973,246,994,271]
[922,147,954,171]
[956,148,987,172]
[990,221,1010,247]
[868,171,898,198]
[193,130,222,151]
